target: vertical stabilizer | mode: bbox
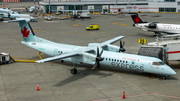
[18,20,37,42]
[130,13,146,24]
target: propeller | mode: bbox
[8,13,10,18]
[119,40,126,52]
[92,47,104,70]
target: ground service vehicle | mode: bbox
[0,52,11,64]
[86,24,99,30]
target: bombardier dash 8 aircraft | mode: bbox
[4,18,176,80]
[129,13,180,35]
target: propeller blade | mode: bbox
[123,40,125,47]
[97,47,99,57]
[120,40,122,48]
[97,61,100,69]
[99,49,103,56]
[92,61,97,69]
[8,13,10,18]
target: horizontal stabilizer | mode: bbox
[3,19,26,23]
[3,16,37,23]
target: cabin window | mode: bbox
[106,58,107,60]
[123,60,124,63]
[114,59,116,61]
[126,61,128,63]
[117,60,119,62]
[132,62,134,64]
[112,59,113,61]
[120,60,122,62]
[109,58,111,61]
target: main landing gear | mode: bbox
[71,64,78,74]
[161,75,169,80]
[162,76,166,80]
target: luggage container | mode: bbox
[0,52,11,64]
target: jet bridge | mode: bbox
[138,45,168,64]
[138,35,180,64]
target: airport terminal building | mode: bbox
[39,0,180,13]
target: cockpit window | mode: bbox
[152,62,165,65]
[159,62,165,65]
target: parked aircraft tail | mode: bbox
[4,17,37,42]
[129,13,147,24]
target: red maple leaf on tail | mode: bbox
[133,16,141,23]
[21,27,30,38]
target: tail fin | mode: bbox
[129,13,146,24]
[18,20,36,42]
[4,18,37,42]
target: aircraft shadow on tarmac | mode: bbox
[134,33,157,37]
[54,66,114,87]
[53,62,178,87]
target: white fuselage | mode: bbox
[135,23,180,34]
[21,37,176,76]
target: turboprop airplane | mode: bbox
[4,18,176,80]
[129,13,180,35]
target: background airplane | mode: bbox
[29,0,38,13]
[4,17,176,80]
[128,13,180,36]
[0,8,31,21]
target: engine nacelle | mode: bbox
[148,23,157,28]
[103,44,119,52]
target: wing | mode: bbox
[100,36,124,48]
[36,52,80,63]
[36,48,95,63]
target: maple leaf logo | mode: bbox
[133,16,141,23]
[21,27,30,38]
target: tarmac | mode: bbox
[0,2,180,101]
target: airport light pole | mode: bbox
[49,0,50,14]
[116,0,118,13]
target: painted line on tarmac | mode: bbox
[33,30,37,32]
[90,92,180,101]
[120,24,127,26]
[112,23,118,24]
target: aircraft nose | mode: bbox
[170,69,176,75]
[167,66,176,75]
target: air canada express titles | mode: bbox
[111,62,144,71]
